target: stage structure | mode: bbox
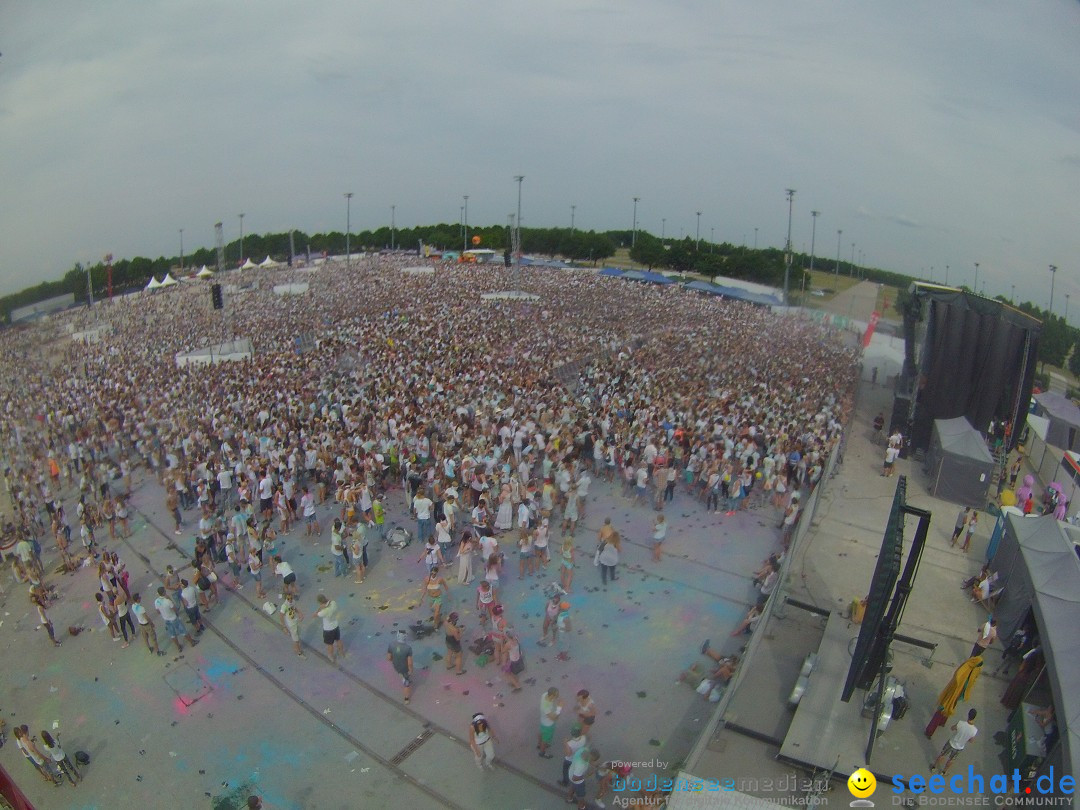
[841,476,931,761]
[895,283,1040,454]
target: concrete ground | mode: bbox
[0,459,781,808]
[693,282,1019,805]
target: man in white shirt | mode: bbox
[413,492,434,543]
[315,594,344,663]
[931,708,978,775]
[154,586,197,652]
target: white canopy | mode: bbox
[240,258,258,270]
[196,266,214,278]
[259,256,279,268]
[145,276,162,290]
[160,273,179,287]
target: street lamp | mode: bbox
[710,227,715,254]
[238,213,245,265]
[344,192,353,268]
[809,211,819,274]
[514,176,524,263]
[835,229,842,276]
[632,197,640,247]
[850,242,855,277]
[945,264,950,285]
[974,262,979,293]
[463,195,469,252]
[695,211,702,252]
[1049,264,1058,315]
[390,205,396,251]
[1011,284,1015,302]
[179,228,184,272]
[783,189,796,304]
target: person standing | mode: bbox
[504,629,525,691]
[300,486,320,540]
[882,442,899,477]
[331,520,348,578]
[597,532,620,586]
[574,689,597,731]
[652,513,668,563]
[315,594,344,663]
[130,592,163,656]
[456,531,475,585]
[951,508,970,547]
[350,524,367,583]
[971,618,998,658]
[413,490,434,544]
[931,708,978,775]
[567,747,600,810]
[279,592,305,657]
[179,579,207,634]
[469,712,497,770]
[387,630,414,704]
[560,723,588,787]
[30,590,61,648]
[960,511,978,553]
[13,725,57,784]
[40,729,80,787]
[538,687,563,758]
[154,586,197,653]
[443,612,466,675]
[419,566,451,629]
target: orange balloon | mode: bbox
[471,235,482,245]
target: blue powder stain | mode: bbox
[204,658,236,681]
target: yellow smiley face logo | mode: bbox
[848,768,877,798]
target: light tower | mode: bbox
[344,193,353,269]
[696,211,702,252]
[238,213,245,265]
[809,211,819,274]
[463,195,469,252]
[783,188,795,304]
[632,197,640,247]
[1049,264,1058,315]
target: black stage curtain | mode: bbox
[910,294,1038,452]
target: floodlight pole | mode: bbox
[238,213,245,265]
[391,205,396,251]
[632,197,640,247]
[514,176,524,263]
[835,229,842,276]
[1048,264,1057,316]
[179,228,184,272]
[695,211,702,252]
[783,188,795,305]
[809,211,819,273]
[344,193,353,269]
[463,195,469,252]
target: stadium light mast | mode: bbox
[179,228,184,272]
[632,197,640,247]
[783,188,795,305]
[238,213,245,264]
[754,227,758,250]
[570,204,575,235]
[344,193,353,268]
[973,262,979,293]
[850,242,856,277]
[514,176,524,263]
[695,211,702,252]
[944,264,950,285]
[835,229,842,276]
[1049,264,1058,315]
[661,218,666,241]
[809,211,820,274]
[390,205,396,251]
[463,195,469,252]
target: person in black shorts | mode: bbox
[444,612,465,675]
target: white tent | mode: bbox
[259,256,279,268]
[145,276,162,291]
[240,258,258,270]
[160,273,179,287]
[196,266,214,279]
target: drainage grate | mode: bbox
[390,729,434,766]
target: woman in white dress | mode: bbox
[494,486,514,532]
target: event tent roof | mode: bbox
[240,258,258,270]
[598,267,624,277]
[159,273,178,287]
[994,515,1080,785]
[259,256,279,268]
[195,266,214,278]
[145,276,161,290]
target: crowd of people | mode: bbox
[0,256,858,802]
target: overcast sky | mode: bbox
[2,0,1079,312]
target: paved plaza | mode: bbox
[1,452,779,809]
